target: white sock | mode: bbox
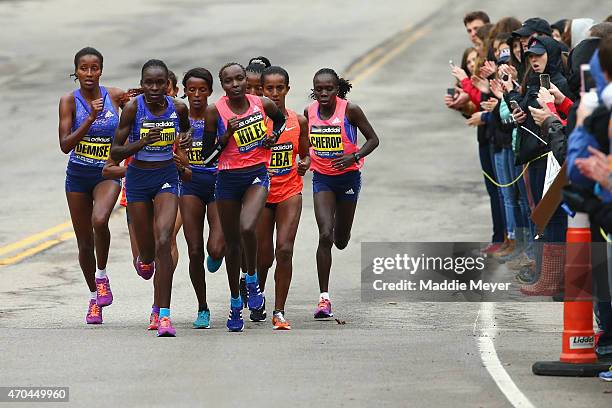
[320,292,330,301]
[95,268,107,279]
[240,271,246,279]
[90,291,97,300]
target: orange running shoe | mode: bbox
[147,311,159,330]
[272,311,291,330]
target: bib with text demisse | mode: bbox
[269,142,293,176]
[74,135,112,163]
[140,119,176,152]
[310,125,343,158]
[233,112,267,153]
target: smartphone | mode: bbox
[539,74,550,89]
[449,59,455,68]
[580,64,594,93]
[446,88,456,96]
[509,100,522,113]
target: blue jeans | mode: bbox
[494,148,520,239]
[479,143,505,243]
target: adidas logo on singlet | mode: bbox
[161,183,172,189]
[105,110,114,118]
[332,117,341,124]
[345,189,355,195]
[253,106,261,112]
[252,177,261,184]
[169,112,178,119]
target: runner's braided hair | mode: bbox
[70,46,103,81]
[261,66,289,86]
[310,68,352,100]
[181,67,214,98]
[141,59,169,78]
[248,56,272,68]
[246,62,266,76]
[218,62,246,80]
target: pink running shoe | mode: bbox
[314,298,333,319]
[134,257,155,280]
[148,312,159,331]
[95,277,113,307]
[157,316,176,337]
[86,299,102,324]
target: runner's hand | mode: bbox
[297,156,311,176]
[226,117,240,135]
[178,131,192,150]
[89,98,104,120]
[262,134,278,149]
[142,127,162,145]
[331,154,356,171]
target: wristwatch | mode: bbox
[353,152,361,163]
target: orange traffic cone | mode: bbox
[532,213,610,376]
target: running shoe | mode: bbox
[272,311,291,330]
[193,310,211,329]
[314,298,333,319]
[246,279,264,310]
[206,256,223,273]
[481,242,502,255]
[86,299,102,324]
[227,306,244,332]
[157,317,176,337]
[239,277,248,308]
[147,311,159,331]
[249,297,267,322]
[134,257,155,280]
[95,276,113,307]
[599,367,612,381]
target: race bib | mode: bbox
[74,135,112,162]
[139,119,176,149]
[188,141,204,165]
[310,125,343,158]
[233,111,267,153]
[269,142,294,176]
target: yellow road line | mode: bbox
[0,221,72,257]
[0,231,75,266]
[351,27,430,86]
[343,24,413,78]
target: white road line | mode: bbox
[477,302,536,408]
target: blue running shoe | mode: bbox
[600,368,612,382]
[206,256,223,273]
[246,280,264,310]
[193,310,211,329]
[226,306,244,332]
[249,297,267,322]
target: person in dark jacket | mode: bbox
[502,35,570,295]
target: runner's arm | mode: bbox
[296,114,311,176]
[175,100,192,149]
[110,99,147,161]
[346,102,380,158]
[58,93,94,153]
[102,158,126,179]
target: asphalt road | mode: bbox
[0,0,611,407]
